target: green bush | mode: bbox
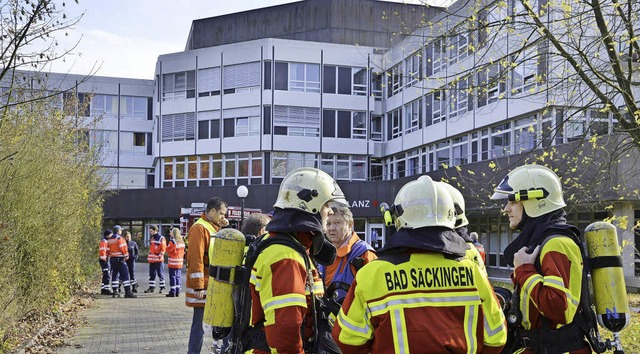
[0,85,105,350]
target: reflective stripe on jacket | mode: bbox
[148,234,166,263]
[250,233,324,353]
[333,251,507,354]
[99,238,109,261]
[185,215,219,308]
[512,236,583,331]
[107,235,128,258]
[167,239,185,269]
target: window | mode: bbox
[198,110,220,140]
[323,65,366,95]
[426,38,446,76]
[514,115,537,152]
[323,110,366,139]
[120,96,148,120]
[477,64,505,107]
[371,71,383,101]
[588,110,610,136]
[273,106,320,137]
[353,68,367,95]
[91,94,118,119]
[271,152,318,178]
[387,64,402,97]
[434,141,450,170]
[426,89,446,125]
[406,150,420,176]
[491,123,511,158]
[449,77,469,118]
[389,108,402,139]
[289,63,321,93]
[452,136,469,166]
[198,67,221,97]
[371,115,383,141]
[449,31,469,64]
[512,46,538,94]
[223,106,260,137]
[161,112,196,142]
[162,71,195,101]
[93,130,117,152]
[223,62,261,94]
[405,50,422,86]
[404,98,422,134]
[352,112,367,139]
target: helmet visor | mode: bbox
[490,175,513,200]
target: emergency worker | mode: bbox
[166,227,185,297]
[249,167,347,353]
[144,225,166,293]
[319,203,376,302]
[333,176,507,353]
[107,228,136,298]
[490,164,591,353]
[186,197,228,354]
[438,182,487,276]
[124,231,139,293]
[99,230,112,295]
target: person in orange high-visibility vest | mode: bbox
[186,197,228,354]
[107,228,136,298]
[166,227,186,297]
[144,225,167,293]
[99,230,112,295]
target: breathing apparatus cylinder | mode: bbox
[584,222,630,333]
[204,228,247,339]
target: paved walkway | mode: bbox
[58,262,214,354]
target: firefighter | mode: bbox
[186,197,228,354]
[248,167,347,353]
[490,164,591,353]
[144,225,166,293]
[99,230,112,295]
[107,227,136,298]
[166,227,185,297]
[333,176,507,353]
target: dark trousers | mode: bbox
[100,259,110,290]
[148,262,165,289]
[168,267,181,294]
[126,259,137,286]
[110,258,131,291]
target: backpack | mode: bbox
[226,233,341,354]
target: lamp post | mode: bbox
[236,185,248,230]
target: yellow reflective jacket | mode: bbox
[333,251,507,354]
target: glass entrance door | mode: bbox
[368,223,385,250]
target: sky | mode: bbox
[46,0,454,80]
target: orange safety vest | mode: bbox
[99,238,109,261]
[107,235,129,258]
[148,234,166,263]
[167,239,186,269]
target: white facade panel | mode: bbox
[423,121,448,144]
[221,92,261,108]
[159,100,196,115]
[273,136,320,152]
[321,138,368,155]
[160,140,196,157]
[222,136,261,153]
[402,130,423,150]
[196,139,221,154]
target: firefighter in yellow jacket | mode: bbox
[186,196,228,354]
[333,176,507,353]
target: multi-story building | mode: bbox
[50,0,637,282]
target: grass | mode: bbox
[490,281,640,352]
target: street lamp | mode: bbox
[236,185,248,230]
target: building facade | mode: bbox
[36,0,637,282]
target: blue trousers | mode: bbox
[110,258,130,291]
[148,262,165,289]
[187,307,204,354]
[168,267,181,294]
[100,259,110,291]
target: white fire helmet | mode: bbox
[437,182,469,228]
[273,167,348,214]
[490,164,566,218]
[393,175,457,230]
